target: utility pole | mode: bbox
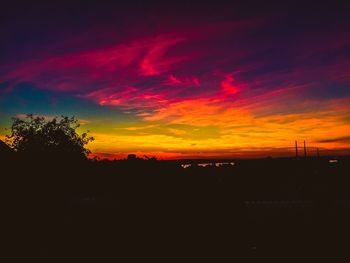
[317,148,320,158]
[295,140,298,159]
[303,140,307,158]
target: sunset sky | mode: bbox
[1,1,349,159]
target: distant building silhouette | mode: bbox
[127,154,137,161]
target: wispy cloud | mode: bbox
[1,16,350,158]
[317,136,350,144]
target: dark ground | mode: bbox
[3,154,350,262]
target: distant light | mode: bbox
[181,162,235,168]
[198,163,211,167]
[329,159,338,163]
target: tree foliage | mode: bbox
[6,114,94,158]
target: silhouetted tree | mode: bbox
[5,114,94,158]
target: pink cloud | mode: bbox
[221,73,240,94]
[139,36,187,76]
[168,74,182,84]
[166,74,201,87]
[2,34,189,92]
[1,19,349,123]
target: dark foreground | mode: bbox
[4,155,350,262]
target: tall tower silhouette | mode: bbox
[295,140,298,159]
[303,140,307,158]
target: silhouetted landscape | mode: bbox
[2,1,350,262]
[2,115,350,262]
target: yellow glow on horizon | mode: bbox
[85,96,350,159]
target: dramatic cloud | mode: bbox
[1,2,350,158]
